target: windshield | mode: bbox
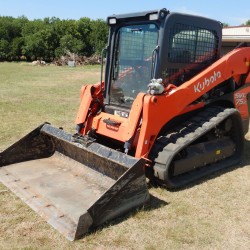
[110,23,158,106]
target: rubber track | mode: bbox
[151,106,243,188]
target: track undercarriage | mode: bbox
[150,106,245,188]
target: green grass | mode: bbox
[0,62,250,249]
[0,62,100,150]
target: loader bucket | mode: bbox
[0,123,149,241]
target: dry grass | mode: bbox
[0,62,249,250]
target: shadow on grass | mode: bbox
[83,140,250,239]
[83,194,168,239]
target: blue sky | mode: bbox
[0,0,249,26]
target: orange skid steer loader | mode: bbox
[1,9,250,240]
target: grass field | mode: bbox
[0,62,249,250]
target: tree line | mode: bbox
[1,16,249,62]
[0,16,109,62]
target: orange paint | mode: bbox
[75,47,250,160]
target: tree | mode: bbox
[0,17,18,41]
[21,19,46,37]
[245,20,250,25]
[55,34,84,57]
[10,37,24,60]
[23,30,49,60]
[77,17,92,56]
[0,15,109,61]
[90,19,108,55]
[0,39,10,60]
[0,16,28,60]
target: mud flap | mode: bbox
[0,124,149,241]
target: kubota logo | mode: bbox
[194,71,222,93]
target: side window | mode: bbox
[169,24,217,63]
[163,23,219,86]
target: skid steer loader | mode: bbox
[1,9,250,240]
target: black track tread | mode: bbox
[150,106,241,188]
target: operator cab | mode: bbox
[103,9,222,116]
